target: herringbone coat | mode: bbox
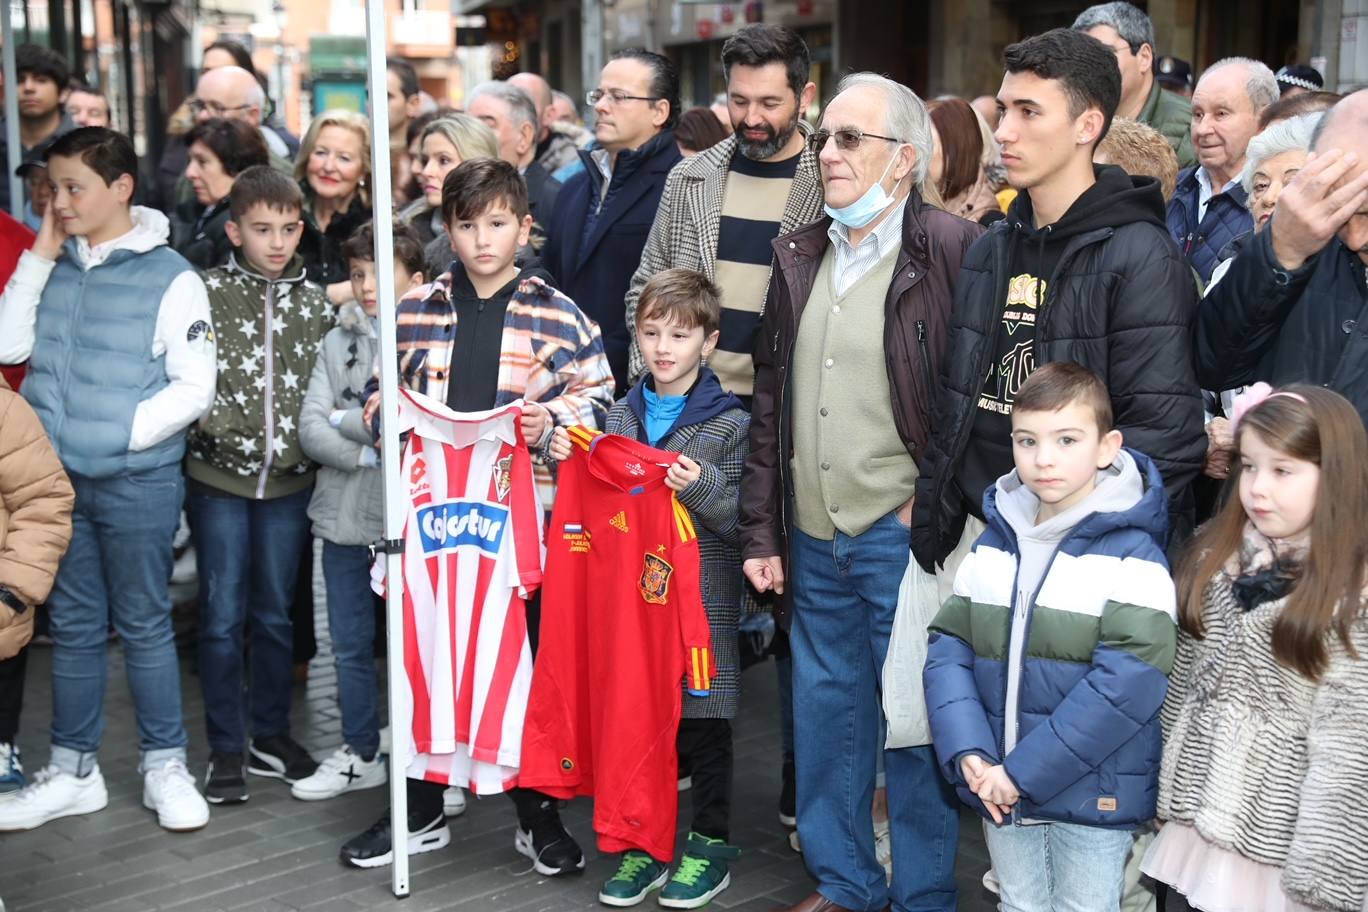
[622,131,825,383]
[604,391,750,719]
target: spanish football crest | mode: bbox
[492,454,512,502]
[639,548,673,605]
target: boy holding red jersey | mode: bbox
[550,267,749,908]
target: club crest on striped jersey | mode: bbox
[492,454,512,502]
[417,501,508,555]
[639,549,673,605]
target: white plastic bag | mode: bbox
[882,557,942,748]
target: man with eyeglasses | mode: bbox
[739,72,983,912]
[1073,1,1195,168]
[159,66,294,218]
[624,23,824,403]
[542,49,682,395]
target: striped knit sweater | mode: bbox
[1158,527,1368,911]
[604,370,750,719]
[366,267,615,511]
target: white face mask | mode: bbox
[824,146,906,229]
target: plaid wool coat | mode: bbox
[366,269,615,510]
[622,130,825,383]
[604,388,750,719]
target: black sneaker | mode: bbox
[248,734,318,783]
[779,757,796,827]
[340,809,451,868]
[204,751,248,804]
[514,800,585,876]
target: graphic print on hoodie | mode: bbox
[957,168,1169,518]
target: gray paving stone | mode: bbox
[3,564,999,912]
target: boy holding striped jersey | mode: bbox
[924,362,1177,912]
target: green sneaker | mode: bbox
[657,832,740,909]
[599,850,669,907]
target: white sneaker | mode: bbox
[443,786,466,817]
[144,759,210,831]
[291,746,387,801]
[0,764,108,830]
[875,817,892,884]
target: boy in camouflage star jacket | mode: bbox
[185,167,333,804]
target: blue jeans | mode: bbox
[188,485,312,753]
[321,541,380,757]
[984,819,1134,912]
[790,513,959,912]
[48,463,188,775]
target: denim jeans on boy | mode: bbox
[321,541,380,758]
[188,485,312,753]
[789,512,960,912]
[48,464,188,775]
[983,818,1134,912]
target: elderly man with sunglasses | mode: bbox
[738,72,983,912]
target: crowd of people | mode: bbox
[0,1,1366,910]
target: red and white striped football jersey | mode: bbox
[387,389,544,795]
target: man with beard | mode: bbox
[624,23,823,402]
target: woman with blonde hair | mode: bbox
[295,110,373,305]
[397,114,500,275]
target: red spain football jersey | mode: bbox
[520,427,714,862]
[389,389,544,795]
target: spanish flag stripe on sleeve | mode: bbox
[691,648,704,692]
[566,425,598,451]
[671,498,697,542]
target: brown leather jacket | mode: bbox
[0,374,74,659]
[738,192,983,621]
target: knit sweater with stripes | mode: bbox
[1158,528,1368,911]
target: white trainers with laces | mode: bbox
[443,786,466,817]
[144,758,210,831]
[291,746,387,801]
[0,764,108,830]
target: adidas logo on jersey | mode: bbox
[609,511,629,533]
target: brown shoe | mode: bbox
[769,893,858,912]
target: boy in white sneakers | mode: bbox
[0,127,215,833]
[291,220,425,801]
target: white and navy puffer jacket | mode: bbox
[925,447,1177,828]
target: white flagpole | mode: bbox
[3,0,22,217]
[361,0,410,897]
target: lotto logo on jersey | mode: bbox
[417,500,509,555]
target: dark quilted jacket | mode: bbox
[911,167,1206,571]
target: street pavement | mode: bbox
[0,548,997,912]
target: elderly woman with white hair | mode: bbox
[739,71,985,912]
[1199,112,1322,484]
[1205,112,1322,291]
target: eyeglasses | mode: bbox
[188,99,255,117]
[586,88,660,107]
[808,128,906,153]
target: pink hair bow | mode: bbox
[1229,382,1307,434]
